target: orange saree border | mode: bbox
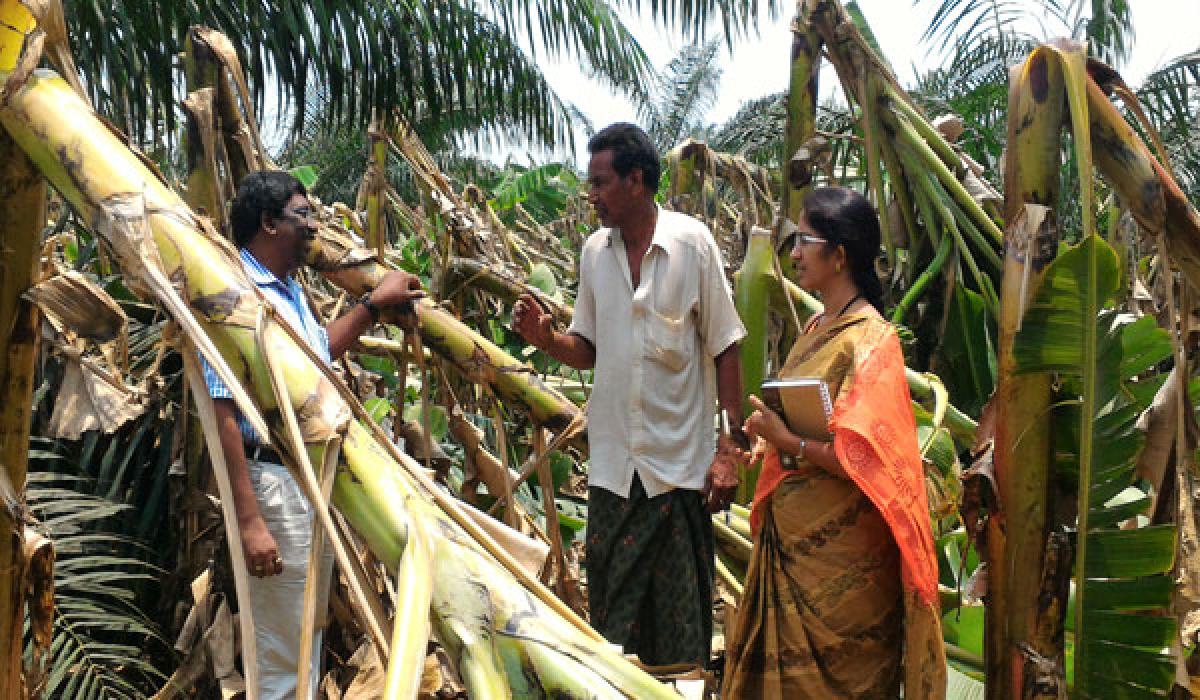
[830,326,938,606]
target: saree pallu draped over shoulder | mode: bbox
[724,312,945,699]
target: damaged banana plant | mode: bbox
[0,10,674,700]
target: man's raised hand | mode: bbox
[512,293,555,349]
[371,270,426,327]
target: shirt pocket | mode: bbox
[643,309,695,373]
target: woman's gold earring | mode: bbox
[835,262,842,273]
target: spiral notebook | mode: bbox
[760,377,834,441]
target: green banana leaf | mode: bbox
[1014,234,1177,698]
[936,285,997,417]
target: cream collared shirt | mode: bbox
[569,208,747,498]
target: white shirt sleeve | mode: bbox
[697,231,747,357]
[567,243,597,345]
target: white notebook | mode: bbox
[760,377,834,441]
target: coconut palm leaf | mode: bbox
[918,0,1052,53]
[70,0,647,148]
[913,35,1036,174]
[1013,234,1176,698]
[1082,0,1134,66]
[621,0,781,42]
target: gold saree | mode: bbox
[723,312,945,699]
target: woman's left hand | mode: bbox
[743,394,794,448]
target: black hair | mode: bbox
[587,122,662,192]
[801,186,886,314]
[229,171,307,247]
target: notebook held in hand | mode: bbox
[759,377,834,441]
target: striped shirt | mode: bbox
[201,248,330,445]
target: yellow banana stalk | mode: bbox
[384,511,433,700]
[364,117,388,258]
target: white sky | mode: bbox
[529,0,1199,164]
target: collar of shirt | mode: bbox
[605,205,672,257]
[241,249,299,297]
[237,248,329,362]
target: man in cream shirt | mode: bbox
[513,122,746,666]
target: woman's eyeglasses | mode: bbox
[778,233,830,252]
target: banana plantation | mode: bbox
[0,0,1198,697]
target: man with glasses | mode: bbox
[201,171,423,698]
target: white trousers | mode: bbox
[246,461,334,700]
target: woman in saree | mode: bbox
[723,187,945,699]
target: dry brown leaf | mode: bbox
[932,114,965,143]
[340,641,386,698]
[447,497,548,579]
[46,351,144,439]
[207,600,238,680]
[24,530,54,652]
[25,270,127,343]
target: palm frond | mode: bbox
[917,0,1047,53]
[642,39,724,153]
[1083,0,1134,66]
[709,92,789,167]
[25,473,171,700]
[914,35,1036,175]
[613,0,783,44]
[1136,48,1200,198]
[65,0,786,149]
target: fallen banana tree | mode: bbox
[0,51,675,700]
[304,228,582,434]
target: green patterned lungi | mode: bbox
[585,474,714,666]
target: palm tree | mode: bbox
[66,0,783,149]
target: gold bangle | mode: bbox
[780,438,807,470]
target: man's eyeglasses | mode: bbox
[281,206,316,222]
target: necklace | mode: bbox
[834,293,862,318]
[810,293,862,334]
